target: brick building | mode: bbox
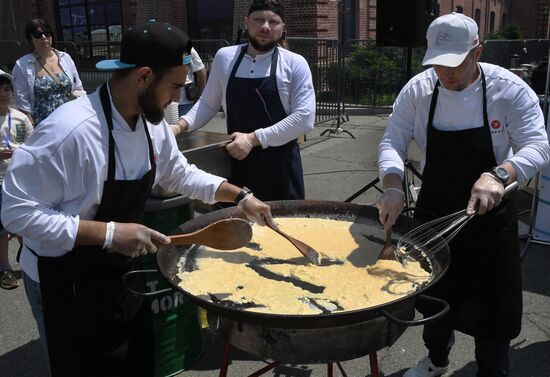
[509,0,550,38]
[0,0,546,47]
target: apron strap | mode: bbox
[480,67,489,129]
[99,83,156,181]
[426,66,490,148]
[99,84,117,181]
[229,45,248,80]
[229,45,280,84]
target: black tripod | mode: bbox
[320,114,354,138]
[344,159,423,206]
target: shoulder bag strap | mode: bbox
[34,52,67,92]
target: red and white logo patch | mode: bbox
[491,120,501,130]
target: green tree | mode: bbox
[485,23,524,40]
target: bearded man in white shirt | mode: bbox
[377,13,550,377]
[173,0,316,201]
[2,20,273,377]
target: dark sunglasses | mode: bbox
[31,30,52,39]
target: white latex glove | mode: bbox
[108,222,171,258]
[466,173,505,216]
[377,188,405,232]
[240,194,275,227]
[226,132,254,160]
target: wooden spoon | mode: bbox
[377,229,398,261]
[154,218,253,250]
[266,222,321,265]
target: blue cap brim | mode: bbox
[183,54,192,65]
[96,60,137,71]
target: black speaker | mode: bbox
[376,0,437,48]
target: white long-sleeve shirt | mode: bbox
[179,47,205,105]
[182,44,316,148]
[0,108,33,183]
[2,87,226,282]
[378,62,550,184]
[12,50,85,114]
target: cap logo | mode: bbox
[435,31,452,46]
[491,120,501,129]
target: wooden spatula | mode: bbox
[377,229,398,261]
[155,218,253,250]
[266,222,321,265]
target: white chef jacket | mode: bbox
[179,47,205,105]
[2,86,226,282]
[182,44,316,148]
[378,62,550,184]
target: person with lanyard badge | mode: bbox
[172,0,316,201]
[0,70,33,290]
[12,18,85,126]
[2,21,274,377]
[377,13,550,377]
[176,47,207,117]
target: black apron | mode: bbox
[34,83,156,376]
[226,45,305,201]
[415,69,522,340]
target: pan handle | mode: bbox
[380,294,449,327]
[122,269,173,297]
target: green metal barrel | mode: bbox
[143,194,202,377]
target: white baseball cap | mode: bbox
[422,12,480,67]
[0,69,14,88]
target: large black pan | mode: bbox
[153,200,450,330]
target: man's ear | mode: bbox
[475,44,484,61]
[135,67,154,88]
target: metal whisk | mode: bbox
[396,181,519,263]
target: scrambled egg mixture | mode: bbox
[177,217,430,315]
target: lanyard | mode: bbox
[2,110,11,150]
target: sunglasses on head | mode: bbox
[31,30,52,39]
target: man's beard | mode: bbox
[248,33,277,52]
[138,81,164,124]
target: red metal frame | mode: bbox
[218,341,380,377]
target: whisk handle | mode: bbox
[503,181,519,197]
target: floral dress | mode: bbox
[33,73,73,125]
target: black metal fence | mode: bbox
[343,40,426,108]
[192,39,231,73]
[482,39,550,69]
[0,37,345,127]
[0,40,24,72]
[287,37,343,126]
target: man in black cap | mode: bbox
[173,0,316,202]
[2,20,274,377]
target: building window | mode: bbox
[489,11,495,33]
[341,0,357,43]
[474,8,481,27]
[455,6,463,13]
[55,0,122,43]
[502,12,507,29]
[187,0,234,42]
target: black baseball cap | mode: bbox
[248,0,284,21]
[96,20,193,71]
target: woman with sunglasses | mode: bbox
[12,18,85,126]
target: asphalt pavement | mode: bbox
[1,114,549,377]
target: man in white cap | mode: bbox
[377,12,550,377]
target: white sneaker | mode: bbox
[403,357,449,377]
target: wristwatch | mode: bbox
[490,166,510,186]
[235,186,252,204]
